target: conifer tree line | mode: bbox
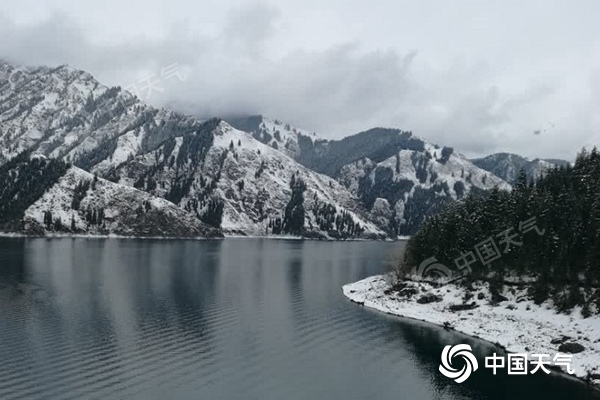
[311,202,364,238]
[281,174,306,234]
[267,174,366,238]
[401,148,600,314]
[0,153,69,230]
[199,199,224,228]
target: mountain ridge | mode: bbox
[227,115,511,235]
[471,152,570,184]
[0,61,521,238]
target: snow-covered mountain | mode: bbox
[0,60,515,238]
[227,115,321,160]
[112,120,385,238]
[0,62,385,239]
[0,153,221,237]
[0,61,202,170]
[331,132,510,235]
[228,117,512,235]
[471,153,570,184]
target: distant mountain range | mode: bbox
[0,60,565,238]
[470,152,570,184]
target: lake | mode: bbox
[0,238,598,400]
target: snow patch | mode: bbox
[343,275,600,386]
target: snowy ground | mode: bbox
[343,274,600,386]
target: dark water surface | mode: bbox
[0,238,598,400]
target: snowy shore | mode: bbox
[343,274,600,386]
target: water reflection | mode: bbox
[0,238,597,400]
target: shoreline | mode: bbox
[342,274,600,389]
[0,232,408,242]
[0,232,223,240]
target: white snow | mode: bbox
[253,117,320,159]
[23,167,215,237]
[343,274,600,386]
[0,60,515,240]
[112,121,382,238]
[210,123,385,237]
[337,137,511,233]
[0,61,191,172]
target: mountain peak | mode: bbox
[225,115,322,159]
[0,60,518,238]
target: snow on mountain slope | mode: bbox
[226,115,321,160]
[337,140,511,235]
[24,166,221,238]
[0,61,202,170]
[251,117,319,159]
[115,121,385,238]
[211,124,382,237]
[0,60,512,239]
[228,118,515,237]
[0,62,382,238]
[528,158,559,181]
[471,152,569,184]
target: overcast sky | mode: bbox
[2,0,599,160]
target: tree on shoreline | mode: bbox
[400,148,600,314]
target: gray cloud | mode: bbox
[1,1,599,161]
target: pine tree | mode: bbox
[282,177,306,234]
[401,148,600,314]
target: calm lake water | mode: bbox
[0,238,598,400]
